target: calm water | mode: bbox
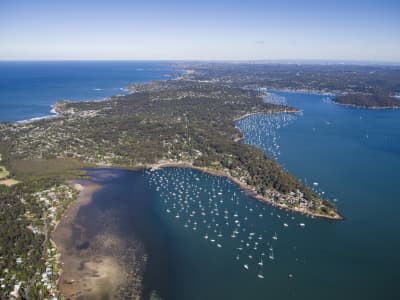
[78,91,400,299]
[4,61,398,299]
[0,61,174,122]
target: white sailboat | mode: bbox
[269,248,275,260]
[258,255,264,266]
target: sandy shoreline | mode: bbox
[52,180,102,298]
[52,171,144,300]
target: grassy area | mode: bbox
[0,154,19,185]
[0,154,9,179]
[0,165,9,179]
[7,158,85,180]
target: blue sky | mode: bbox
[0,0,399,61]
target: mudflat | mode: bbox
[52,174,144,299]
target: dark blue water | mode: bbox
[0,61,174,122]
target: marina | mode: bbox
[146,166,300,282]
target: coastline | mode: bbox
[52,160,342,298]
[52,179,102,298]
[12,78,342,297]
[15,96,118,124]
[258,87,337,97]
[52,171,145,300]
[233,108,301,122]
[15,105,59,124]
[148,161,343,221]
[8,65,179,125]
[331,100,400,110]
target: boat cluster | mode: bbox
[146,167,307,280]
[238,93,336,203]
[262,92,288,106]
[236,111,297,160]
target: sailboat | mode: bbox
[269,248,275,260]
[258,255,264,266]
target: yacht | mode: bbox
[258,256,264,266]
[269,248,275,260]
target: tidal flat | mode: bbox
[53,170,146,299]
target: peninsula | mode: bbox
[0,78,342,298]
[1,80,340,220]
[332,94,400,109]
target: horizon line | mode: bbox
[0,58,400,66]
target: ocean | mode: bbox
[0,61,174,122]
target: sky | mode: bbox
[0,0,399,61]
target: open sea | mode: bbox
[2,63,400,299]
[0,61,174,122]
